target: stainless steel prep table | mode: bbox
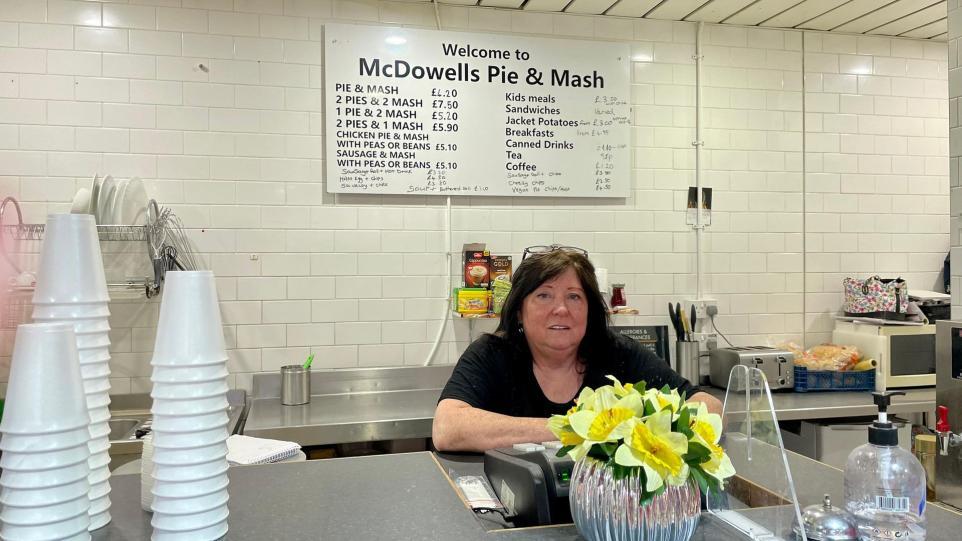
[243,366,936,446]
[91,448,961,541]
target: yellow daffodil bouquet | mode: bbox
[548,376,735,503]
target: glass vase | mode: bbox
[569,457,701,541]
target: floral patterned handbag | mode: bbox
[842,276,908,320]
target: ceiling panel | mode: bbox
[523,0,569,10]
[402,0,948,41]
[899,17,947,38]
[605,0,662,17]
[761,0,849,28]
[867,3,945,35]
[647,0,712,20]
[685,0,756,23]
[565,0,620,14]
[833,0,942,33]
[798,0,888,31]
[479,0,525,7]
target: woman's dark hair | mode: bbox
[495,250,610,363]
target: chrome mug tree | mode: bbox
[548,377,735,541]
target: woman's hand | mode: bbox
[687,391,722,416]
[433,399,555,452]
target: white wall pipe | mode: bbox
[424,3,451,367]
[694,22,705,300]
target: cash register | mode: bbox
[483,442,574,527]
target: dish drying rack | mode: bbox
[1,196,192,328]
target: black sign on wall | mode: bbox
[612,325,670,367]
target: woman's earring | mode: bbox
[518,324,524,334]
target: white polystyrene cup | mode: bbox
[151,505,228,531]
[151,493,228,518]
[0,494,90,525]
[0,324,90,435]
[0,460,89,490]
[88,453,110,471]
[32,214,109,305]
[151,460,228,484]
[80,362,111,381]
[151,271,226,366]
[88,507,111,531]
[0,444,89,472]
[147,442,227,464]
[151,519,226,540]
[151,411,227,434]
[151,426,229,450]
[31,315,111,334]
[0,510,90,541]
[0,426,90,453]
[85,391,110,410]
[150,364,230,384]
[0,477,89,507]
[80,376,110,392]
[151,395,229,416]
[31,302,110,319]
[150,473,228,497]
[150,381,229,401]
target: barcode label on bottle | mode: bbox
[874,495,910,512]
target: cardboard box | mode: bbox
[489,255,512,286]
[463,243,490,289]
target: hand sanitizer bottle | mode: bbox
[843,392,927,541]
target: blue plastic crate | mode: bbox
[793,366,875,392]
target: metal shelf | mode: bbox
[2,223,150,242]
[0,196,171,328]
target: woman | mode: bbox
[432,247,722,452]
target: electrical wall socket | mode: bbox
[685,298,717,321]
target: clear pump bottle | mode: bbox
[843,392,927,541]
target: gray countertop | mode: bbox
[91,448,961,541]
[244,365,936,446]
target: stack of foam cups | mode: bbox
[149,271,230,541]
[0,323,92,541]
[30,214,113,530]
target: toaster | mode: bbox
[709,346,795,390]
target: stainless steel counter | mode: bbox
[703,387,935,421]
[243,365,936,446]
[92,448,962,541]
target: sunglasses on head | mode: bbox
[521,245,589,261]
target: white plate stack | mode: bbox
[0,323,92,541]
[149,271,230,541]
[30,214,113,531]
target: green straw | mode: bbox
[303,352,314,370]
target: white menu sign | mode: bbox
[324,23,630,197]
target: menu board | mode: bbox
[324,23,630,197]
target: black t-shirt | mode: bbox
[439,330,698,418]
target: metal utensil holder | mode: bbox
[281,365,310,406]
[675,341,700,385]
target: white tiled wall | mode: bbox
[0,0,949,395]
[951,0,962,315]
[804,32,950,344]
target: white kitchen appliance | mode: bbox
[832,322,935,391]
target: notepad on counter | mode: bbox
[226,434,302,465]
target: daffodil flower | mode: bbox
[689,403,735,483]
[644,387,682,414]
[605,375,637,398]
[548,415,584,447]
[613,409,689,491]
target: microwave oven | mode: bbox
[831,321,936,390]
